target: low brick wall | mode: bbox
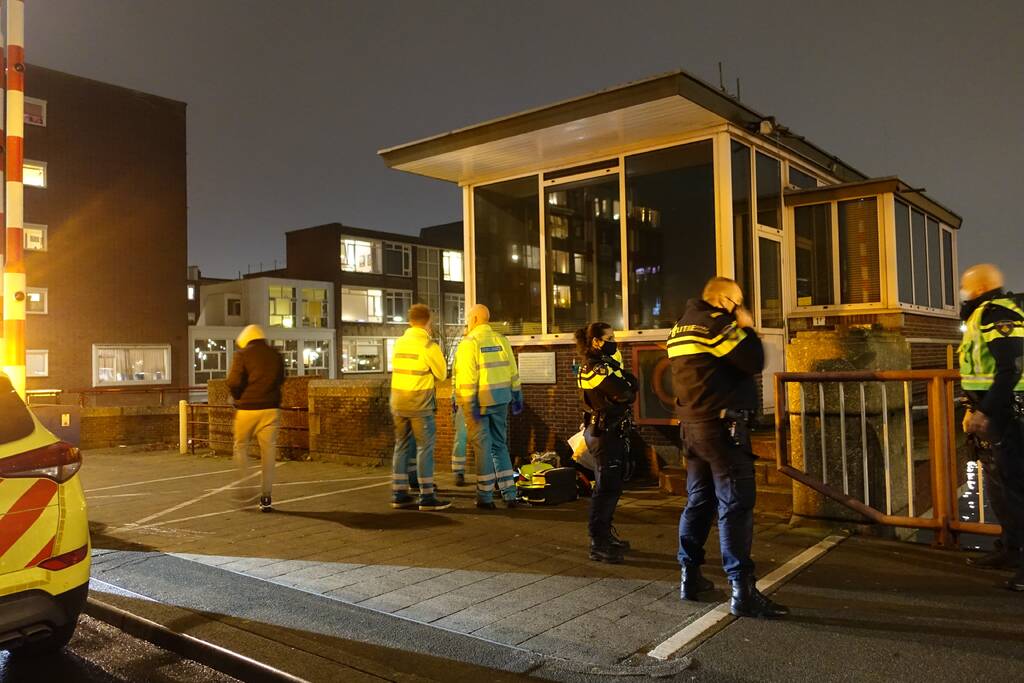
[80,406,179,449]
[204,378,311,458]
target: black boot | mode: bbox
[967,547,1020,571]
[680,565,715,601]
[729,576,789,618]
[609,526,631,553]
[589,538,624,564]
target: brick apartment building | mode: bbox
[250,221,464,375]
[16,65,187,400]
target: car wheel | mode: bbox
[10,615,79,657]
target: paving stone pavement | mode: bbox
[81,449,822,669]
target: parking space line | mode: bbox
[647,534,847,661]
[136,479,392,529]
[86,467,240,493]
[129,465,283,527]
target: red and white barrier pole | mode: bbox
[3,0,25,396]
[0,13,6,368]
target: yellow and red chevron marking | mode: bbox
[0,478,59,574]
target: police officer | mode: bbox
[389,304,451,511]
[958,263,1024,591]
[454,304,525,509]
[667,276,788,618]
[576,322,637,563]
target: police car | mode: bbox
[0,372,90,655]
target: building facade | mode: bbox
[380,70,962,455]
[189,276,336,387]
[268,222,464,375]
[17,65,188,400]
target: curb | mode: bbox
[84,595,307,683]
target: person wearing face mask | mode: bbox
[666,276,788,619]
[958,263,1024,591]
[575,322,638,563]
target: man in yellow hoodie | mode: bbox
[390,304,451,511]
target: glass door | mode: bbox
[757,233,785,412]
[544,174,622,333]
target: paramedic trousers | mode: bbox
[451,407,468,474]
[392,414,437,499]
[233,408,279,498]
[584,424,625,541]
[464,404,516,504]
[677,418,756,581]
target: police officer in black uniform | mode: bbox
[667,276,787,618]
[958,263,1024,591]
[576,322,637,564]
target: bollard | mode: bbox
[179,400,188,454]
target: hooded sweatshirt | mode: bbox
[227,325,286,410]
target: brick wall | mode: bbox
[203,377,312,458]
[80,406,179,449]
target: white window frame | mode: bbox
[226,297,242,317]
[340,237,380,274]
[24,96,47,127]
[24,159,47,188]
[443,292,466,326]
[25,287,48,314]
[341,336,385,374]
[442,250,464,282]
[192,338,231,385]
[891,195,958,315]
[341,286,384,323]
[383,241,413,277]
[299,287,329,328]
[302,339,332,377]
[23,223,47,252]
[268,285,297,327]
[92,343,172,387]
[26,349,48,377]
[384,289,413,323]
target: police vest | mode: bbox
[959,297,1024,392]
[454,324,520,408]
[390,327,445,415]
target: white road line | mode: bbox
[129,464,283,527]
[648,534,847,661]
[85,467,240,493]
[86,492,152,500]
[218,475,388,490]
[134,480,392,529]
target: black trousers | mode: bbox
[584,425,626,541]
[981,416,1024,553]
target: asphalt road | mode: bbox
[0,614,238,683]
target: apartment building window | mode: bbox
[443,292,465,326]
[26,350,48,378]
[24,160,47,189]
[194,339,230,384]
[341,286,383,323]
[187,285,196,301]
[442,250,464,282]
[26,288,47,314]
[417,247,441,312]
[383,242,413,277]
[24,97,46,126]
[341,337,384,373]
[303,340,331,377]
[271,339,300,375]
[24,223,47,251]
[268,286,296,327]
[340,238,379,273]
[300,287,329,327]
[187,311,197,324]
[93,344,171,386]
[384,289,413,323]
[227,297,242,316]
[894,199,956,310]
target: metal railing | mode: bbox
[774,369,1000,548]
[76,385,208,407]
[182,403,310,457]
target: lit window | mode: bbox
[300,288,329,327]
[187,284,196,301]
[93,344,171,386]
[552,250,570,275]
[340,238,379,273]
[24,160,47,188]
[27,350,48,377]
[268,286,296,327]
[302,340,331,377]
[385,338,398,372]
[383,242,412,277]
[25,288,47,314]
[553,284,571,309]
[227,298,242,317]
[24,223,47,251]
[24,97,46,127]
[193,339,230,384]
[341,337,384,373]
[442,250,464,282]
[341,287,383,323]
[384,290,413,323]
[271,339,299,376]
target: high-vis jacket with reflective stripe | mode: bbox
[390,326,448,416]
[667,298,764,421]
[959,293,1024,416]
[454,324,521,413]
[577,354,637,424]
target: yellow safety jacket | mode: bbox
[390,326,447,416]
[454,323,521,413]
[959,297,1024,392]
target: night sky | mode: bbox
[29,0,1023,288]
